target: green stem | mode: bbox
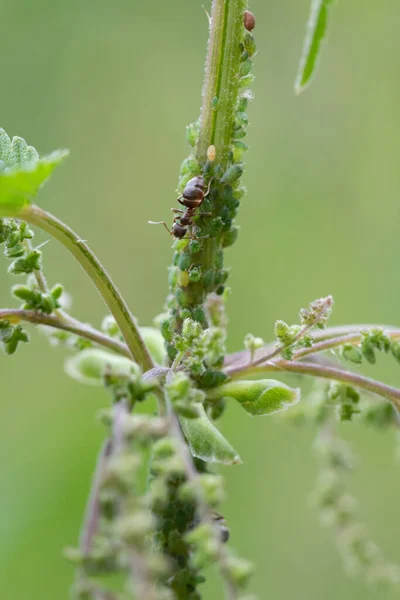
[0,308,130,357]
[20,204,153,370]
[167,0,248,334]
[228,359,400,410]
[247,297,333,368]
[294,330,400,360]
[197,0,247,166]
[165,395,239,599]
[225,324,400,367]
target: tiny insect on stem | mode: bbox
[150,175,214,240]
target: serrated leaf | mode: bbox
[295,0,335,95]
[179,404,242,465]
[0,127,69,216]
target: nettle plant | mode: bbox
[2,1,400,598]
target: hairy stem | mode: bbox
[294,330,400,360]
[0,308,130,357]
[166,395,239,599]
[225,324,400,367]
[248,296,333,368]
[197,0,246,165]
[20,204,153,370]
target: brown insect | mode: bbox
[149,175,212,239]
[244,10,256,31]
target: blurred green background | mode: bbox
[1,0,400,598]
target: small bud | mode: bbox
[160,319,173,342]
[244,333,264,361]
[341,344,363,364]
[207,379,300,417]
[50,284,63,301]
[12,284,36,303]
[274,320,291,342]
[361,337,376,364]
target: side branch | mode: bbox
[294,330,400,360]
[225,324,400,367]
[0,308,130,358]
[228,359,400,410]
[20,204,153,370]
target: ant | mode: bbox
[149,175,213,239]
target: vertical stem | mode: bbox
[197,0,247,166]
[166,0,249,345]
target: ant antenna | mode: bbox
[148,220,172,235]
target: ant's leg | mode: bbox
[196,211,212,217]
[177,196,186,207]
[148,220,172,235]
[191,225,209,240]
[171,208,184,214]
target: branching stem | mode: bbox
[225,324,400,367]
[228,359,400,410]
[0,308,130,357]
[294,330,400,360]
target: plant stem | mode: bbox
[294,330,400,360]
[247,297,333,368]
[0,308,130,357]
[165,394,239,599]
[20,204,153,370]
[79,439,114,555]
[166,0,249,336]
[224,324,400,367]
[228,359,400,410]
[197,0,246,165]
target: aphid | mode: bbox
[149,175,212,239]
[207,144,216,162]
[243,10,256,32]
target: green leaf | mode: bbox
[295,0,335,95]
[65,349,140,386]
[179,404,242,465]
[207,379,300,416]
[0,128,69,216]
